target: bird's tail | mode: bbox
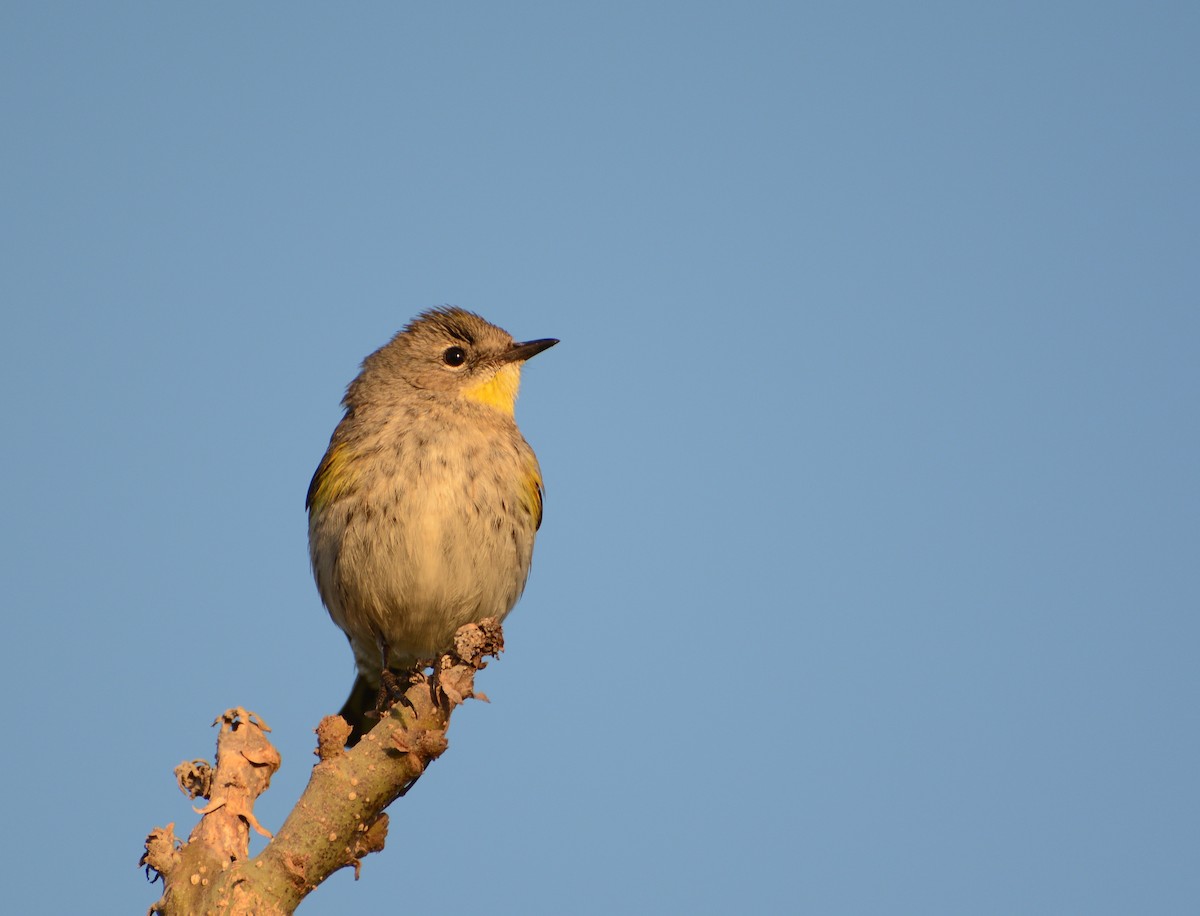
[338,674,378,746]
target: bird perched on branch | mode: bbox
[306,307,557,741]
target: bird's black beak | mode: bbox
[503,338,559,363]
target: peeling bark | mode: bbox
[141,618,504,915]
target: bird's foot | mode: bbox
[374,666,416,718]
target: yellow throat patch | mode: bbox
[461,363,522,415]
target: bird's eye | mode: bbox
[442,346,467,367]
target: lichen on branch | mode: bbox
[141,618,505,915]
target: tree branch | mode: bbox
[141,618,504,915]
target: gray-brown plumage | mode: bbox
[307,308,556,741]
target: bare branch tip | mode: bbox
[214,707,272,732]
[315,715,353,760]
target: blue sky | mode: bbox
[3,3,1198,913]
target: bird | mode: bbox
[306,307,557,741]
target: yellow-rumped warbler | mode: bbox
[306,308,557,740]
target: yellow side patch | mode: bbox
[521,461,544,530]
[462,363,522,416]
[306,440,359,511]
